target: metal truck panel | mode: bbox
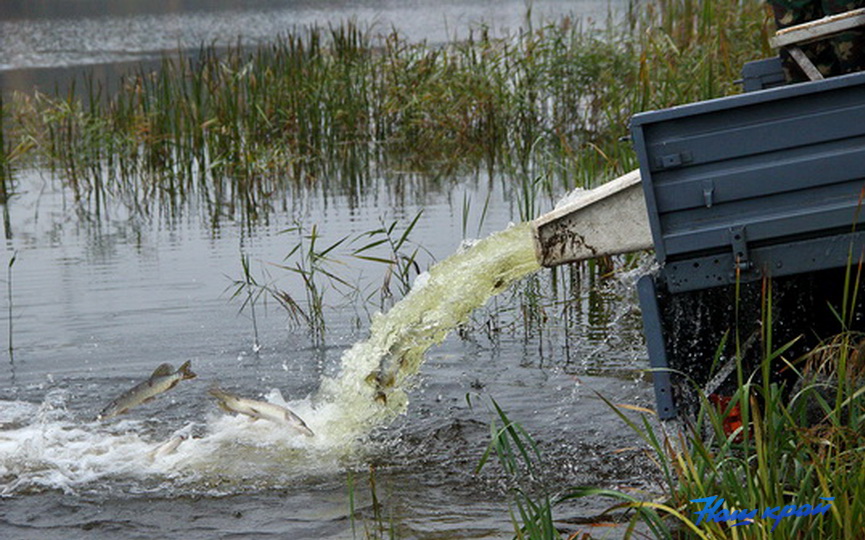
[631,71,865,272]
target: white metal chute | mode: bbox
[531,169,653,267]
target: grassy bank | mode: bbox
[1,0,769,223]
[480,276,865,539]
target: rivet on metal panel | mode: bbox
[660,153,682,169]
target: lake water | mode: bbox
[0,1,655,538]
[0,0,630,94]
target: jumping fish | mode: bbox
[97,361,197,420]
[208,386,314,437]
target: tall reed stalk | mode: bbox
[6,251,16,363]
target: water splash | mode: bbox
[0,222,541,494]
[315,222,540,435]
[0,390,359,495]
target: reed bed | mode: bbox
[595,333,865,538]
[1,0,770,223]
[480,337,865,539]
[481,272,865,539]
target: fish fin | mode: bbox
[151,363,174,378]
[178,360,196,380]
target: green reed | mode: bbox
[475,397,556,539]
[6,251,16,363]
[351,211,427,309]
[226,252,263,352]
[228,210,437,348]
[473,259,865,539]
[3,0,770,224]
[638,341,864,539]
[268,223,354,345]
[478,334,865,539]
[556,276,865,539]
[345,465,398,540]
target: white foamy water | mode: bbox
[0,391,353,495]
[0,223,541,496]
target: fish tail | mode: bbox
[178,360,196,380]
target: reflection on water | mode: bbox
[0,166,643,385]
[0,161,652,537]
[0,0,628,94]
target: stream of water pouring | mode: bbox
[0,222,541,493]
[315,222,541,435]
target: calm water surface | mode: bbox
[0,2,655,538]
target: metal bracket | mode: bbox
[787,46,825,81]
[730,226,752,272]
[702,179,715,208]
[656,151,693,170]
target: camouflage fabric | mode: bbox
[769,0,865,81]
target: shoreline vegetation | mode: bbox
[0,0,769,224]
[482,288,865,539]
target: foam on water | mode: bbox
[0,391,354,495]
[0,223,541,495]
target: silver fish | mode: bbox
[147,424,194,461]
[97,361,196,420]
[208,386,314,437]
